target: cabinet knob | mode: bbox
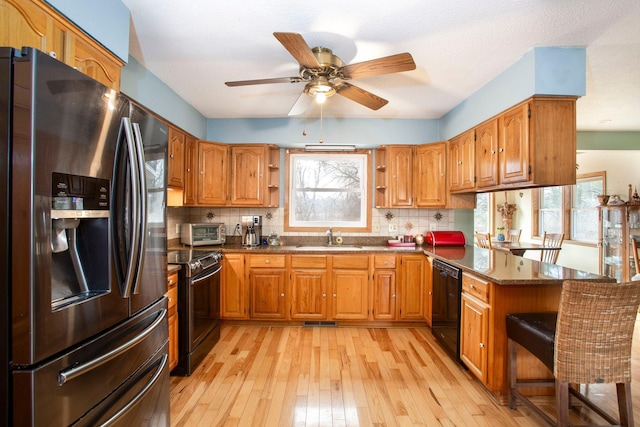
[470,284,475,289]
[498,148,504,152]
[280,293,285,297]
[392,294,396,298]
[187,168,191,172]
[333,293,337,298]
[200,171,204,174]
[265,259,270,264]
[491,150,496,154]
[383,260,388,265]
[170,154,174,159]
[479,343,485,348]
[428,291,432,295]
[322,293,327,298]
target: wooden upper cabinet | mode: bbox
[67,34,122,90]
[448,129,475,193]
[414,142,447,207]
[167,127,185,188]
[388,145,414,207]
[1,0,60,55]
[2,0,123,90]
[230,145,266,206]
[183,135,197,205]
[498,102,529,185]
[475,119,499,189]
[472,97,577,192]
[197,141,228,206]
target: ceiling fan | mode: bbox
[225,32,416,114]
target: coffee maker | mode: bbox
[241,215,262,247]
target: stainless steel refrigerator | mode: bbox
[1,47,170,426]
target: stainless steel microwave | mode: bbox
[180,223,226,246]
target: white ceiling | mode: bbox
[122,0,640,131]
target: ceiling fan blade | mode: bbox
[335,82,388,110]
[273,32,320,69]
[288,92,313,116]
[341,53,416,79]
[225,77,301,87]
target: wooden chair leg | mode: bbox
[617,382,634,427]
[508,338,517,410]
[556,381,570,427]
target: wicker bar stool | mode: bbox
[507,280,640,426]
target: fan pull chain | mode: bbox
[319,103,324,143]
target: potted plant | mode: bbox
[496,226,506,241]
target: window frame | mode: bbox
[532,171,606,245]
[284,148,372,232]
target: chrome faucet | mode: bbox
[326,227,333,245]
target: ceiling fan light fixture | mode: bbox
[304,78,336,103]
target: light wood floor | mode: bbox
[169,319,640,426]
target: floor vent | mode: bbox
[303,321,338,327]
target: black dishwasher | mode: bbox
[431,259,463,361]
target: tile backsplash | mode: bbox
[167,206,456,242]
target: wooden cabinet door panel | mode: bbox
[475,119,499,189]
[221,254,246,319]
[68,34,121,90]
[332,270,369,320]
[398,255,425,320]
[230,145,265,205]
[499,103,529,184]
[167,127,185,188]
[290,270,327,319]
[250,269,286,319]
[389,146,413,207]
[460,294,489,383]
[415,142,446,207]
[183,135,197,205]
[197,141,228,205]
[373,269,396,320]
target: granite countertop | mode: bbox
[167,240,613,286]
[423,245,614,286]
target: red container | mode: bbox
[425,231,466,246]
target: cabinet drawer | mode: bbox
[167,271,178,290]
[291,255,327,269]
[333,255,369,269]
[462,273,490,303]
[165,285,178,312]
[249,254,286,268]
[373,255,396,269]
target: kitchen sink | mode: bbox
[295,245,362,250]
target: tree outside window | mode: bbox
[285,150,371,231]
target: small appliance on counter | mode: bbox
[242,215,262,247]
[425,231,466,246]
[180,223,226,246]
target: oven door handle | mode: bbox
[191,264,222,285]
[58,308,167,385]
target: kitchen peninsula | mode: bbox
[174,240,612,403]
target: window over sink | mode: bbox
[284,149,372,232]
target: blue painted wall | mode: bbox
[45,0,130,62]
[120,56,207,138]
[207,117,440,147]
[440,47,586,140]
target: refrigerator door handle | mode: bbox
[130,122,147,295]
[97,353,168,427]
[57,308,167,385]
[113,117,142,298]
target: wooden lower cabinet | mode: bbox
[460,271,562,403]
[289,255,328,320]
[460,292,489,383]
[248,255,286,319]
[332,255,369,320]
[398,254,425,320]
[424,255,433,326]
[166,271,179,372]
[372,255,397,320]
[221,254,247,319]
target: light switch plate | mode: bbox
[373,224,380,232]
[388,223,398,233]
[176,224,181,234]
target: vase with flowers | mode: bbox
[496,226,506,241]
